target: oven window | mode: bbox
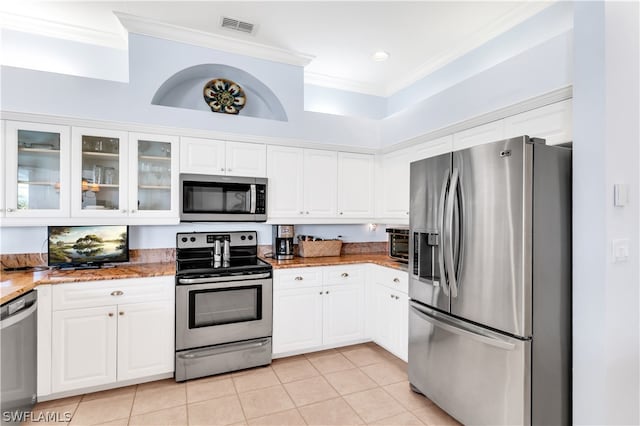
[189,285,262,328]
[183,181,251,214]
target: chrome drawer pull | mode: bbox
[294,276,304,281]
[393,278,400,283]
[110,290,124,296]
[341,273,349,278]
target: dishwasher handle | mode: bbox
[1,297,37,330]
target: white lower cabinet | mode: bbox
[46,277,174,395]
[273,265,365,355]
[369,266,409,361]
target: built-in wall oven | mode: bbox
[175,231,273,382]
[180,174,267,222]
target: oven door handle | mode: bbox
[178,272,271,285]
[250,184,257,214]
[177,338,271,359]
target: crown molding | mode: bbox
[0,11,127,50]
[114,12,314,68]
[304,72,381,97]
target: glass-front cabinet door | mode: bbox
[71,127,128,217]
[4,121,71,218]
[129,133,179,220]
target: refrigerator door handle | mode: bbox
[410,302,517,351]
[438,170,450,295]
[444,168,459,297]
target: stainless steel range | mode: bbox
[175,231,273,382]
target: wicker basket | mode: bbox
[298,240,343,258]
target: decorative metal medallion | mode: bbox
[203,78,246,114]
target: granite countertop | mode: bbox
[0,263,175,305]
[1,254,407,305]
[261,253,409,271]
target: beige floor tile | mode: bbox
[343,388,405,423]
[232,365,271,377]
[303,348,339,359]
[298,397,364,425]
[188,394,245,425]
[308,352,355,374]
[272,358,320,383]
[69,394,134,426]
[383,382,434,411]
[129,405,188,426]
[412,405,461,426]
[247,408,306,425]
[94,418,130,426]
[34,395,82,411]
[360,361,408,386]
[131,385,186,416]
[187,377,236,403]
[233,368,280,393]
[341,347,389,367]
[271,354,307,365]
[82,385,137,402]
[283,375,339,406]
[324,368,378,396]
[368,411,424,425]
[21,403,77,426]
[137,378,186,393]
[237,384,294,419]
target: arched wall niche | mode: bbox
[151,64,288,121]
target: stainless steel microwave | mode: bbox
[386,227,409,263]
[180,174,267,222]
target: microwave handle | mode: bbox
[250,185,257,214]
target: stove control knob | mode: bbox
[181,237,188,243]
[190,237,196,242]
[248,235,254,240]
[241,235,246,240]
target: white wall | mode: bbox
[304,84,386,120]
[573,2,640,424]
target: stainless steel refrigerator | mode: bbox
[408,135,571,425]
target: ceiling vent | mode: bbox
[221,16,255,35]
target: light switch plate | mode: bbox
[612,239,630,263]
[614,184,628,207]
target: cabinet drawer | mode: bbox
[323,265,364,286]
[275,267,323,290]
[373,266,408,294]
[53,276,173,311]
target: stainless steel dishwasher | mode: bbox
[1,290,37,424]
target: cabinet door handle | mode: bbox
[294,276,303,281]
[119,311,124,316]
[325,291,330,294]
[121,209,127,214]
[108,312,114,317]
[390,294,394,299]
[227,169,232,172]
[131,209,136,213]
[110,290,124,296]
[341,273,349,278]
[393,278,400,283]
[299,211,304,215]
[319,291,323,295]
[406,211,409,215]
[6,208,14,213]
[339,212,343,215]
[220,168,225,172]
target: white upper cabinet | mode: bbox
[180,137,226,174]
[180,137,266,177]
[71,127,129,218]
[377,148,412,220]
[453,120,505,151]
[128,132,179,219]
[504,99,572,145]
[337,152,374,218]
[0,121,4,219]
[4,121,71,219]
[413,135,453,161]
[303,149,338,217]
[266,145,304,218]
[225,141,267,177]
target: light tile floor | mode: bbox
[27,343,460,426]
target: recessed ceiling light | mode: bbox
[371,51,390,62]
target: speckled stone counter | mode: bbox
[0,263,175,305]
[1,253,405,305]
[261,253,408,272]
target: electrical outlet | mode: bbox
[612,239,630,263]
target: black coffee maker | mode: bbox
[272,225,295,260]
